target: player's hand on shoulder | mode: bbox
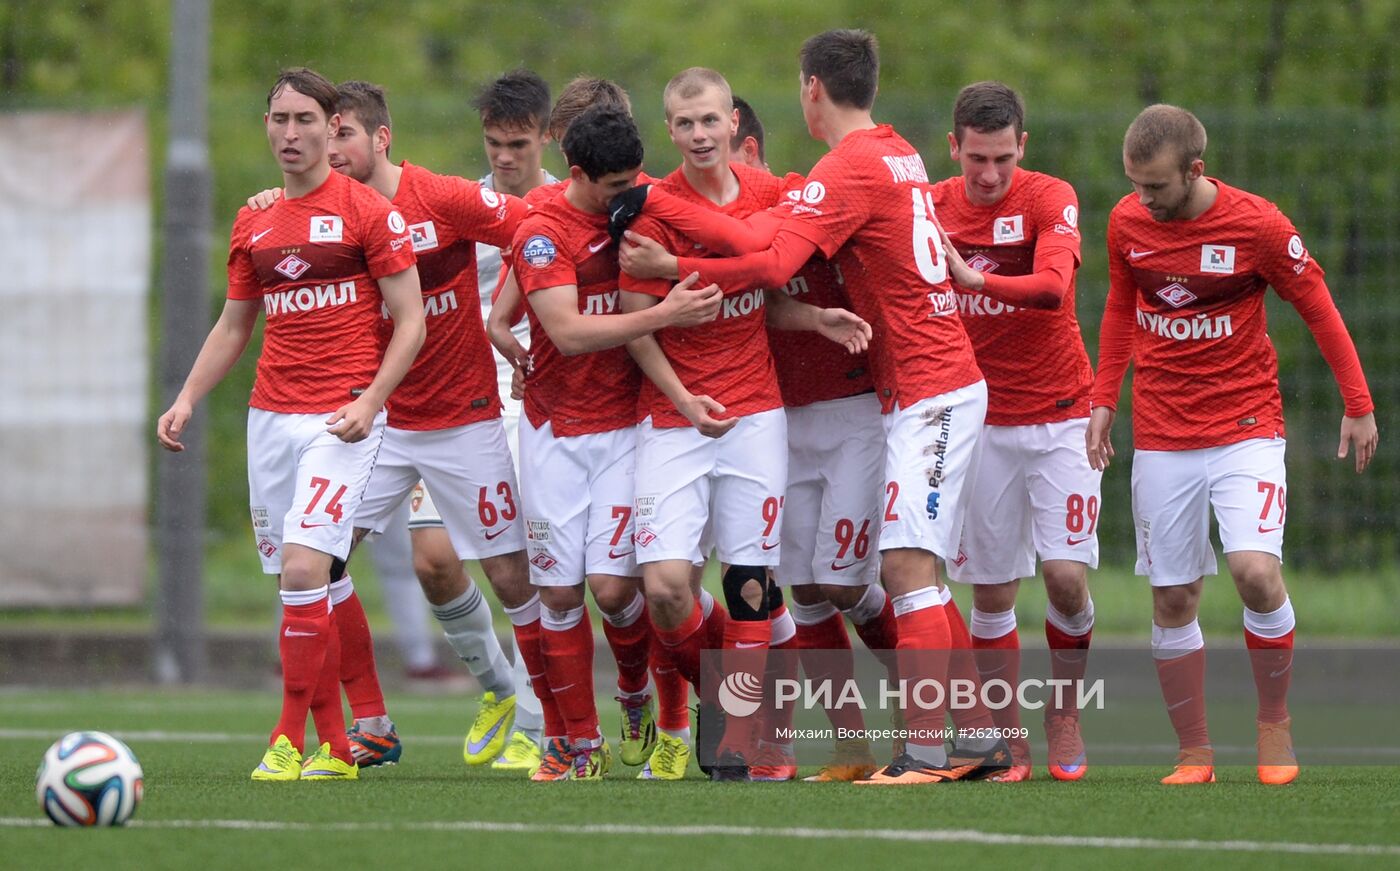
[660,272,722,327]
[326,396,378,443]
[1085,406,1115,471]
[679,392,737,439]
[1338,411,1378,473]
[607,184,650,243]
[246,187,284,211]
[817,307,872,354]
[156,399,194,452]
[939,225,984,292]
[619,230,678,280]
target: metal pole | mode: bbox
[154,0,211,684]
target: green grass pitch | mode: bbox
[3,688,1398,870]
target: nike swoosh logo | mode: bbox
[761,541,779,550]
[608,549,635,559]
[465,717,508,755]
[484,526,513,540]
[1257,525,1282,534]
[300,519,329,529]
[1066,535,1092,546]
[734,641,767,649]
[1166,697,1194,711]
[1128,248,1154,259]
[1268,666,1292,678]
[587,238,610,254]
[284,628,318,637]
[251,228,273,244]
[550,683,576,693]
[829,561,855,571]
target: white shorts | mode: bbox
[1131,437,1287,587]
[635,408,788,567]
[777,393,884,587]
[407,406,522,530]
[520,418,638,586]
[246,408,386,574]
[355,420,526,560]
[878,381,987,559]
[948,418,1102,584]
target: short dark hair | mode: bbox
[799,29,879,110]
[731,95,765,162]
[267,67,338,119]
[472,69,551,133]
[1124,104,1208,172]
[952,81,1024,143]
[549,76,632,141]
[562,105,643,181]
[337,81,392,133]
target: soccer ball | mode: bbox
[35,731,144,826]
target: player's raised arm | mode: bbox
[940,224,1076,310]
[670,226,820,294]
[620,289,736,438]
[156,296,261,451]
[610,184,783,256]
[326,264,426,442]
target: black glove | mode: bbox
[607,184,650,244]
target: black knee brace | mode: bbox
[722,564,770,621]
[766,579,785,614]
[329,557,348,584]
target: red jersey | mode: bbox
[933,169,1092,425]
[766,174,874,408]
[227,169,415,413]
[776,126,982,412]
[620,163,786,427]
[511,192,641,436]
[1093,179,1373,450]
[382,162,528,430]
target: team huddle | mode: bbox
[156,28,1378,787]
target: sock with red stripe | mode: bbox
[273,587,332,753]
[329,577,388,721]
[1045,599,1095,718]
[891,586,951,767]
[1244,598,1295,724]
[969,604,1021,737]
[791,597,865,733]
[761,605,800,742]
[600,591,651,696]
[1152,620,1210,751]
[311,608,353,763]
[653,598,704,688]
[541,602,600,747]
[506,595,565,739]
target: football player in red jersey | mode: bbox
[721,97,887,783]
[157,68,425,781]
[933,82,1099,783]
[615,34,1009,784]
[619,68,870,781]
[243,81,544,772]
[508,106,724,781]
[1087,104,1377,786]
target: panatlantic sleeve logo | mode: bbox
[521,234,558,268]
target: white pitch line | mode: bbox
[1,817,1397,857]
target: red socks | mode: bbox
[330,579,387,720]
[540,605,599,746]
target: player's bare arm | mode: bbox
[156,297,261,452]
[1085,406,1116,472]
[326,265,426,442]
[619,289,736,438]
[1338,412,1378,473]
[529,273,722,356]
[486,267,530,370]
[763,288,871,354]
